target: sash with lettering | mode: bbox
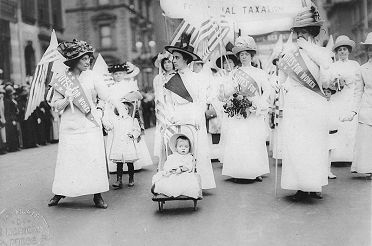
[278,50,326,98]
[232,68,261,97]
[50,71,100,127]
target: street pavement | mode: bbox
[0,128,371,246]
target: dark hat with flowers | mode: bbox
[108,62,134,74]
[165,33,201,61]
[57,39,94,67]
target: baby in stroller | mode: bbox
[151,133,202,199]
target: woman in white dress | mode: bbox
[153,52,175,159]
[48,39,123,208]
[105,63,153,173]
[329,35,360,167]
[342,32,372,178]
[219,36,271,181]
[164,33,216,190]
[279,6,333,200]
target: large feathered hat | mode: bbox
[57,39,94,67]
[165,33,201,61]
[292,5,324,29]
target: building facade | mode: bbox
[324,0,371,62]
[64,0,165,90]
[0,0,66,84]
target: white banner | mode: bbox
[160,0,311,35]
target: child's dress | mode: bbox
[109,115,141,163]
[152,153,201,199]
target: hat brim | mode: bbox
[216,54,238,68]
[232,47,257,56]
[361,42,372,46]
[291,21,324,30]
[63,52,93,67]
[165,46,201,61]
[169,133,193,154]
[333,40,355,52]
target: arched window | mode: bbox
[25,41,36,76]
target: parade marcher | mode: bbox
[153,52,175,159]
[164,33,216,190]
[48,39,123,209]
[4,85,20,152]
[328,35,360,166]
[18,87,38,149]
[342,32,372,178]
[104,101,141,188]
[279,5,333,200]
[219,36,271,181]
[0,86,6,154]
[215,49,239,164]
[106,62,153,172]
[151,133,201,199]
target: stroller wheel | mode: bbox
[158,201,165,212]
[193,200,197,211]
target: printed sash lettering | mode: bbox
[50,71,100,127]
[232,69,261,97]
[278,50,326,98]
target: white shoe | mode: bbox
[328,172,337,179]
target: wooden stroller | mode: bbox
[152,124,203,212]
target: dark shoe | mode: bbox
[309,192,323,199]
[255,176,263,182]
[290,190,308,201]
[112,180,123,189]
[128,176,134,187]
[93,194,108,209]
[48,195,65,207]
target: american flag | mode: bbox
[25,30,63,120]
[170,20,200,46]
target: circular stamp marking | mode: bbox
[0,208,50,246]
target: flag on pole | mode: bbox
[170,20,199,46]
[92,54,114,86]
[25,30,63,120]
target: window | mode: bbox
[37,0,50,27]
[51,0,63,30]
[21,0,36,24]
[100,25,112,48]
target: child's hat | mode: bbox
[169,133,193,154]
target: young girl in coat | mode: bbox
[104,101,141,188]
[151,134,201,199]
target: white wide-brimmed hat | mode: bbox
[333,35,355,52]
[154,51,172,68]
[232,36,257,56]
[361,32,372,45]
[169,133,193,154]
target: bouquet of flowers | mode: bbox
[223,93,254,119]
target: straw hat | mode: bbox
[57,39,94,67]
[361,32,372,45]
[333,35,355,52]
[165,33,201,61]
[169,133,193,154]
[292,6,324,29]
[232,36,257,56]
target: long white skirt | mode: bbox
[351,123,372,174]
[222,115,270,179]
[281,87,329,192]
[106,131,153,172]
[52,127,109,197]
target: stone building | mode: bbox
[64,0,165,90]
[0,0,66,84]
